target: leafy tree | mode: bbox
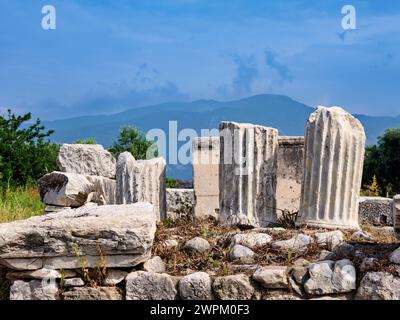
[0,110,58,187]
[74,138,97,144]
[109,126,156,160]
[166,177,179,189]
[362,128,400,196]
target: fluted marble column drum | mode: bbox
[297,107,366,229]
[219,121,278,227]
[116,152,166,221]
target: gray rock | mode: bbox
[62,287,123,300]
[38,171,93,207]
[178,272,212,300]
[352,230,374,242]
[333,243,355,258]
[271,234,313,252]
[212,274,254,300]
[143,256,166,273]
[262,291,302,300]
[304,259,356,295]
[104,270,128,286]
[360,257,379,272]
[10,279,58,300]
[125,271,177,300]
[389,247,400,264]
[230,233,272,249]
[229,245,255,263]
[184,237,211,254]
[314,230,344,250]
[358,197,393,226]
[316,250,336,261]
[44,205,71,214]
[163,239,179,249]
[290,265,309,285]
[38,172,116,208]
[356,272,400,300]
[85,175,116,205]
[252,266,288,289]
[57,144,116,179]
[6,267,63,281]
[166,188,195,219]
[0,203,156,270]
[63,278,85,287]
[288,276,304,296]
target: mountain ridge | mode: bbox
[42,94,400,179]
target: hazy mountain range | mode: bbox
[43,94,400,179]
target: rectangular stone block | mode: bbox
[358,197,393,226]
[276,136,304,215]
[192,137,220,218]
[0,203,156,270]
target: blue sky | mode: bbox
[0,0,399,119]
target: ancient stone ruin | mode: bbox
[298,107,366,230]
[219,122,278,227]
[192,137,219,219]
[1,105,400,300]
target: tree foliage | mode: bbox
[0,110,59,187]
[109,126,157,160]
[363,128,400,196]
[74,138,97,144]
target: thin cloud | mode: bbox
[264,49,293,84]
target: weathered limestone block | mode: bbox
[85,175,116,205]
[359,197,393,226]
[304,259,356,295]
[125,271,177,300]
[166,188,195,219]
[276,136,304,215]
[116,152,166,220]
[178,272,213,300]
[143,256,166,273]
[192,137,220,218]
[104,270,128,286]
[219,122,278,227]
[63,278,85,287]
[62,287,123,300]
[10,279,58,300]
[356,272,400,300]
[212,274,254,300]
[252,266,288,289]
[394,195,400,239]
[38,172,116,207]
[0,203,156,270]
[230,232,272,249]
[57,144,116,179]
[298,107,366,229]
[38,171,93,207]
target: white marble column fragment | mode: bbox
[297,107,366,229]
[116,152,166,220]
[394,195,400,239]
[219,122,278,227]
